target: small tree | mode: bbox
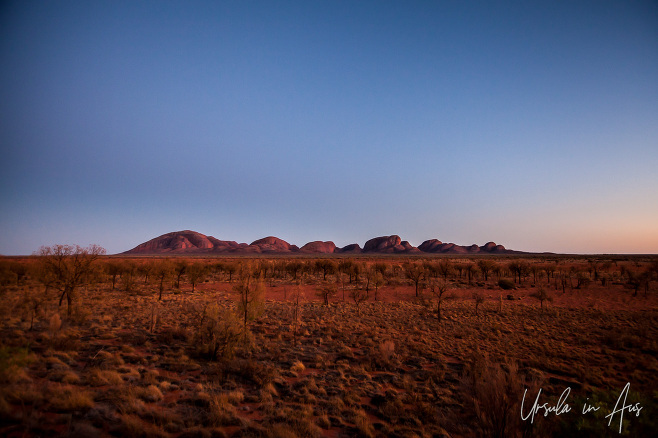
[233,264,265,330]
[363,265,376,294]
[154,260,173,300]
[508,262,521,284]
[625,272,642,297]
[138,262,154,284]
[530,265,543,284]
[316,284,336,306]
[174,261,188,289]
[349,286,369,315]
[437,259,452,281]
[336,269,347,301]
[640,270,652,297]
[338,260,355,283]
[403,262,425,297]
[575,271,591,289]
[477,259,496,282]
[20,287,49,330]
[314,259,337,281]
[508,261,530,284]
[473,292,485,316]
[373,262,388,279]
[492,264,503,281]
[120,261,138,293]
[8,262,28,286]
[34,244,106,318]
[531,288,552,312]
[186,262,207,292]
[429,279,449,321]
[291,285,303,346]
[464,263,478,285]
[455,263,466,279]
[105,261,122,290]
[285,261,304,281]
[372,270,384,301]
[543,264,556,285]
[351,262,362,285]
[224,262,237,283]
[557,270,569,293]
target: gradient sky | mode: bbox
[1,0,657,255]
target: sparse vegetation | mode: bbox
[429,279,449,321]
[473,291,485,315]
[498,278,516,290]
[33,244,105,317]
[0,252,656,437]
[531,287,553,312]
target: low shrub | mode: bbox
[0,346,34,384]
[498,279,516,290]
[194,304,244,361]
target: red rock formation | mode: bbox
[482,242,497,251]
[337,243,362,253]
[207,237,244,253]
[418,239,443,252]
[123,231,520,255]
[125,230,215,254]
[418,240,460,253]
[400,241,421,253]
[363,235,402,252]
[300,241,337,253]
[361,236,421,253]
[249,236,298,253]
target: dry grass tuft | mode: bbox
[138,384,164,402]
[49,369,81,384]
[118,413,168,438]
[0,346,34,384]
[48,385,94,411]
[1,255,656,437]
[354,409,375,438]
[86,368,124,386]
[290,360,305,373]
[207,392,240,427]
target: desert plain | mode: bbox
[1,251,657,437]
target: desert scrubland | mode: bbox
[1,250,657,437]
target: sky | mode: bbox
[1,0,657,255]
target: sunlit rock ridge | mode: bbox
[123,231,520,255]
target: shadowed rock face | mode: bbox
[482,241,497,251]
[123,231,519,255]
[400,241,422,253]
[418,239,443,252]
[336,243,362,254]
[208,238,245,252]
[417,239,511,254]
[363,235,403,252]
[300,241,337,253]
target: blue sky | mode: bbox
[1,0,657,255]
